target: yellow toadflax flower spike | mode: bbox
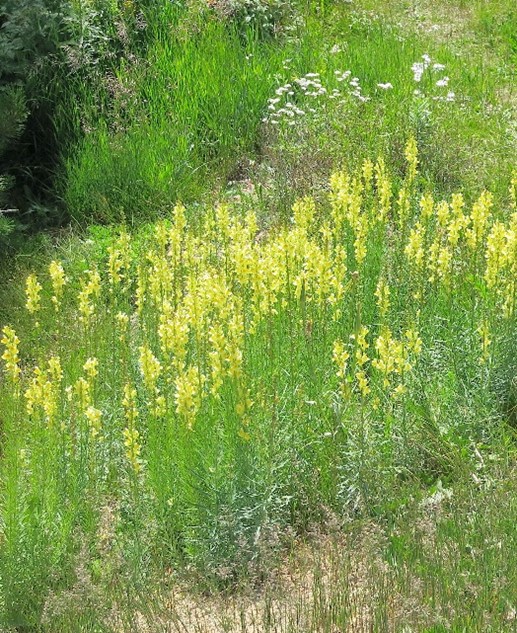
[49,261,66,311]
[1,325,21,383]
[26,274,42,315]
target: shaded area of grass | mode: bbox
[62,5,316,224]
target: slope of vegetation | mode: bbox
[0,0,516,631]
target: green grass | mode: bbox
[0,1,516,631]
[63,8,323,224]
[252,4,516,218]
[1,150,516,628]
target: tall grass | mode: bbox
[1,144,516,627]
[63,8,322,224]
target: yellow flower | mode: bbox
[83,357,99,379]
[484,221,507,288]
[116,311,130,340]
[372,330,395,385]
[1,325,21,382]
[85,406,102,439]
[25,364,59,425]
[405,137,418,183]
[353,215,368,265]
[355,369,370,397]
[175,365,203,428]
[155,220,170,254]
[215,203,232,240]
[147,253,173,305]
[426,241,440,284]
[372,329,410,388]
[25,274,42,314]
[392,383,407,399]
[138,345,161,392]
[238,427,251,442]
[405,223,425,269]
[208,322,226,396]
[135,264,147,315]
[107,231,131,288]
[25,367,45,415]
[121,384,141,471]
[477,320,491,364]
[152,394,167,418]
[329,169,350,234]
[375,158,392,221]
[172,201,187,236]
[123,427,142,474]
[436,246,452,284]
[293,196,316,232]
[451,192,465,218]
[510,171,517,210]
[404,329,422,356]
[47,356,63,384]
[375,277,390,317]
[396,186,410,228]
[235,393,253,417]
[466,191,493,250]
[122,384,138,426]
[436,200,450,227]
[355,325,370,367]
[74,377,91,412]
[419,193,434,221]
[78,269,101,324]
[332,339,350,380]
[158,302,189,369]
[362,158,374,190]
[447,217,464,248]
[49,260,66,310]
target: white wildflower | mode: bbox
[412,62,425,82]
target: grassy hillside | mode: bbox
[0,1,516,631]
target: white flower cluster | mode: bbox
[295,73,327,97]
[263,73,325,126]
[334,70,370,103]
[262,53,457,129]
[411,53,432,82]
[262,69,373,126]
[411,54,456,103]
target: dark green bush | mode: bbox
[0,0,145,241]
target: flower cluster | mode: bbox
[263,69,370,126]
[1,326,21,383]
[411,54,455,102]
[2,140,514,476]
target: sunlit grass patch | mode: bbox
[1,142,516,626]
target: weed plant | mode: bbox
[1,143,516,627]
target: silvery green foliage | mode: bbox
[215,0,293,38]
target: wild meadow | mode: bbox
[0,0,516,631]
